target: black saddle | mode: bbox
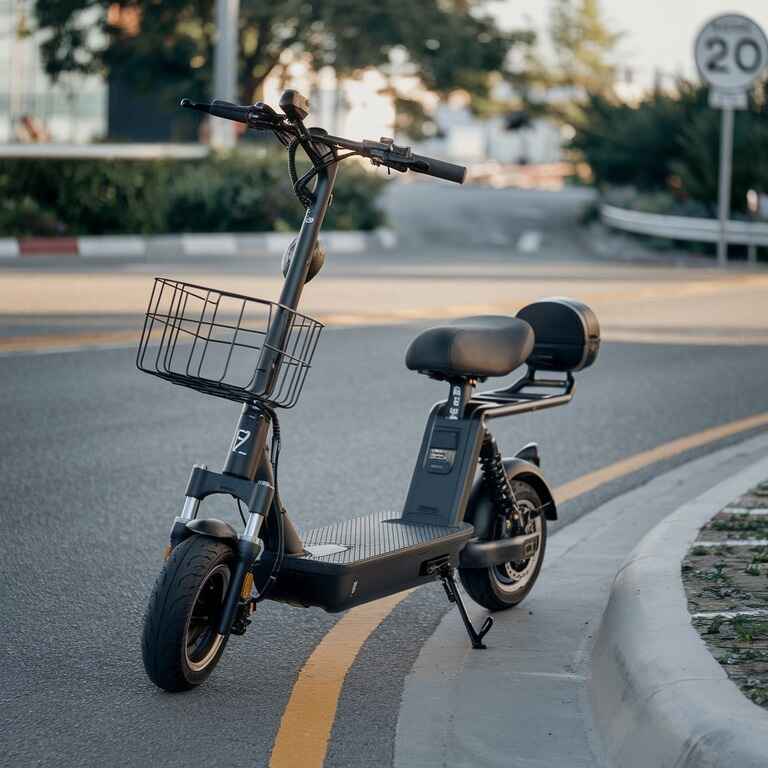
[405,315,534,379]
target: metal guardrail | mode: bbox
[0,143,210,160]
[601,203,768,247]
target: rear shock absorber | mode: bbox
[479,432,521,530]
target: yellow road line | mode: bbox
[4,324,768,355]
[0,330,140,353]
[268,411,768,768]
[554,412,768,504]
[269,591,413,768]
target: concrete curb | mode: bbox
[590,454,768,768]
[0,228,397,260]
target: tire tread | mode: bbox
[142,536,232,692]
[459,480,547,611]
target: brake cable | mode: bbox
[288,137,358,209]
[288,138,316,208]
[250,405,285,604]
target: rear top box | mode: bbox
[517,297,600,372]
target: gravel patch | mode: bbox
[683,480,768,708]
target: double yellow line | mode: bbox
[269,411,768,768]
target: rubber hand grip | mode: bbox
[209,100,251,124]
[411,154,467,184]
[180,99,250,124]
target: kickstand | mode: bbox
[439,565,493,650]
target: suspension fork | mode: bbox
[216,479,274,637]
[195,403,268,636]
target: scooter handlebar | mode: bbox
[180,98,251,124]
[180,97,468,184]
[409,154,467,184]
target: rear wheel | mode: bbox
[142,536,234,692]
[459,480,547,611]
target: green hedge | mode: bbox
[571,82,768,216]
[0,151,387,236]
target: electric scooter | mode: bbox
[139,90,601,692]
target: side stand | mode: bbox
[439,565,493,649]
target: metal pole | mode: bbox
[211,0,240,150]
[716,106,734,267]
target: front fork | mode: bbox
[217,481,273,636]
[168,403,277,638]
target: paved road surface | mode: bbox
[2,330,768,768]
[1,182,767,767]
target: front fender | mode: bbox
[464,458,557,540]
[185,517,238,542]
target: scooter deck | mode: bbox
[264,510,474,612]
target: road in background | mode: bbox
[1,182,767,353]
[1,180,767,767]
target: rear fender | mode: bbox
[464,458,557,540]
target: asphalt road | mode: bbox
[1,328,767,768]
[1,182,767,767]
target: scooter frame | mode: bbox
[163,150,572,648]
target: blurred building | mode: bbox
[416,103,562,165]
[0,0,106,142]
[0,3,561,163]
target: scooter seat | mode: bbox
[405,315,535,379]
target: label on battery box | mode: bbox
[425,428,459,474]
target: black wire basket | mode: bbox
[136,278,324,408]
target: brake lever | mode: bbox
[363,137,413,173]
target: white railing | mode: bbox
[601,204,768,248]
[0,143,210,160]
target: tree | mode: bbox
[34,1,525,116]
[571,80,768,215]
[549,0,622,96]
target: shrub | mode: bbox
[571,81,768,215]
[0,151,387,236]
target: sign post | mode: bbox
[211,0,240,150]
[716,106,734,267]
[694,14,768,266]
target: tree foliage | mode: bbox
[34,1,522,110]
[572,81,768,214]
[549,0,621,96]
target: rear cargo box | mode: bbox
[517,297,600,372]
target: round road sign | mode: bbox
[694,13,768,92]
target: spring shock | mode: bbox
[479,432,521,530]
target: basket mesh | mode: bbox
[136,278,323,408]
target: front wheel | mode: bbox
[459,479,547,611]
[142,536,234,691]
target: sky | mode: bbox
[492,1,768,87]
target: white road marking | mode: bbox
[181,234,238,256]
[0,238,19,259]
[723,507,768,515]
[516,229,542,253]
[695,539,768,547]
[79,236,146,258]
[692,609,768,619]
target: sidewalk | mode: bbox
[592,449,768,768]
[2,253,768,354]
[394,431,768,768]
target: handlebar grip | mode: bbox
[410,154,467,184]
[180,98,251,124]
[209,100,251,124]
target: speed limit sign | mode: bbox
[694,13,768,267]
[695,13,768,92]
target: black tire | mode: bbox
[459,480,547,611]
[142,536,234,692]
